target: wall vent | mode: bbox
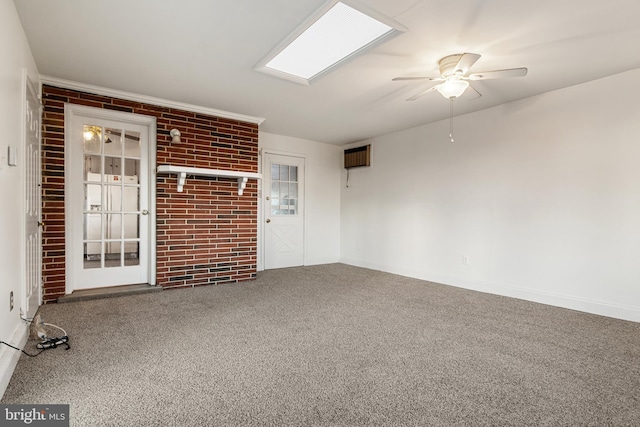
[344,144,371,169]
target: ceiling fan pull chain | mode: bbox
[449,98,455,143]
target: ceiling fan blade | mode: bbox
[468,67,528,80]
[407,85,439,101]
[392,76,442,82]
[462,84,482,100]
[454,53,481,75]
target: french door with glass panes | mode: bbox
[66,106,152,290]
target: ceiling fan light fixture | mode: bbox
[437,77,469,99]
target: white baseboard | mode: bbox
[0,321,29,400]
[305,257,341,266]
[339,258,640,324]
[429,273,640,324]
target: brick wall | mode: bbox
[41,85,259,303]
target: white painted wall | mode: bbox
[341,68,640,323]
[259,132,341,268]
[0,0,40,397]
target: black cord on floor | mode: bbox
[6,314,71,355]
[0,341,45,357]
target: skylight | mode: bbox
[255,1,405,84]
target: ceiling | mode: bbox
[14,0,640,145]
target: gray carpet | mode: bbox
[2,264,639,426]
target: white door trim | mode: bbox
[260,150,307,270]
[64,104,156,294]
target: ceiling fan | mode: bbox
[393,53,528,101]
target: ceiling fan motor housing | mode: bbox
[439,54,464,76]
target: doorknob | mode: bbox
[266,219,271,223]
[141,210,149,215]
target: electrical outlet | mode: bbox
[462,255,469,265]
[10,291,14,311]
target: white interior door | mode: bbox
[23,73,41,318]
[263,153,305,269]
[66,107,151,290]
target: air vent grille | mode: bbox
[344,144,370,169]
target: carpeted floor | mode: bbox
[2,264,639,426]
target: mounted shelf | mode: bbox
[156,165,262,195]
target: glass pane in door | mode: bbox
[105,241,122,268]
[83,125,101,154]
[105,185,122,211]
[123,213,140,267]
[124,159,140,182]
[104,156,122,177]
[84,242,102,269]
[124,242,139,266]
[85,184,101,211]
[270,163,299,216]
[105,214,122,240]
[104,128,123,155]
[84,213,101,240]
[84,155,101,181]
[124,131,141,157]
[123,187,139,211]
[123,214,139,239]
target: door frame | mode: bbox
[64,104,157,294]
[259,149,307,270]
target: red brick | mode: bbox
[41,85,258,301]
